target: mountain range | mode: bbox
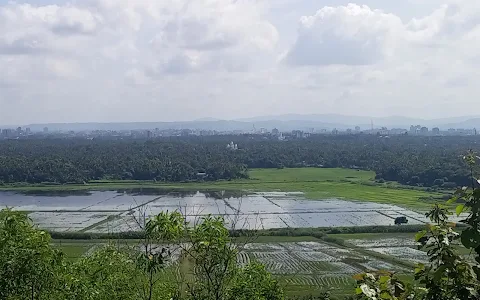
[20,114,480,132]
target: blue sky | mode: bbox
[0,0,479,124]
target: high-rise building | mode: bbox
[43,127,49,133]
[2,129,13,137]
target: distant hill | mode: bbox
[24,120,344,132]
[441,118,480,129]
[237,114,480,129]
[22,114,480,132]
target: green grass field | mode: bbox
[1,168,443,209]
[53,242,94,260]
[248,168,375,183]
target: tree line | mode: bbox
[0,139,248,184]
[0,135,477,186]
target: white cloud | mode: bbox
[285,4,404,66]
[1,0,480,124]
[144,0,278,75]
[0,4,102,54]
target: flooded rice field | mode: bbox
[238,241,411,287]
[346,237,428,264]
[0,189,433,233]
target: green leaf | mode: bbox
[380,291,392,299]
[456,204,465,216]
[447,196,459,204]
[461,228,480,249]
[414,264,425,275]
[415,230,427,242]
[379,275,390,284]
[433,265,447,281]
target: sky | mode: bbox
[0,0,479,125]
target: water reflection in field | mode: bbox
[0,190,430,232]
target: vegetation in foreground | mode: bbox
[1,209,283,300]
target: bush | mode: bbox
[410,176,420,184]
[442,182,458,189]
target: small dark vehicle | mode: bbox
[394,216,408,225]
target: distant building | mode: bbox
[25,128,31,134]
[378,127,389,136]
[432,127,440,135]
[410,125,421,135]
[420,127,429,135]
[456,128,475,135]
[43,127,49,133]
[390,128,408,135]
[332,128,338,135]
[200,130,215,136]
[196,172,207,180]
[292,130,304,138]
[2,129,13,137]
[272,128,279,136]
[346,129,353,134]
[466,129,475,135]
[227,141,238,150]
[355,126,361,132]
[1,129,9,137]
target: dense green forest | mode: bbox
[0,135,477,186]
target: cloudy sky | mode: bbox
[0,0,479,125]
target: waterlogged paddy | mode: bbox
[0,190,433,233]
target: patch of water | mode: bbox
[0,190,427,232]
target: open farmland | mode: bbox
[0,168,442,209]
[237,236,422,296]
[332,233,428,264]
[0,189,443,233]
[51,237,418,297]
[0,167,456,297]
